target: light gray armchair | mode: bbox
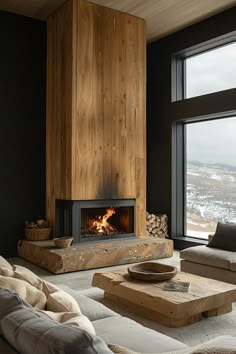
[180,235,236,285]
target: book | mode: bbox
[163,280,190,292]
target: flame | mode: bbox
[91,207,116,235]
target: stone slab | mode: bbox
[17,237,173,274]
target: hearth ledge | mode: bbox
[17,238,173,274]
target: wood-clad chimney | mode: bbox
[46,0,146,236]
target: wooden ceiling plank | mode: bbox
[0,0,236,40]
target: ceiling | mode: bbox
[1,0,236,42]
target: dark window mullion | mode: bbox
[183,124,187,236]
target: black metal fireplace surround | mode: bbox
[56,199,135,243]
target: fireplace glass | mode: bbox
[56,199,135,243]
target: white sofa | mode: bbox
[2,284,236,354]
[1,255,236,354]
[0,283,188,354]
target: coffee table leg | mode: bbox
[203,303,232,318]
[104,294,233,327]
[104,293,202,327]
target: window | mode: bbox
[172,33,236,242]
[185,41,236,98]
[185,117,236,239]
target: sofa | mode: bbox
[1,255,236,354]
[180,226,236,285]
[180,245,236,284]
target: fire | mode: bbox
[91,207,117,235]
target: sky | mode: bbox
[187,117,236,166]
[186,41,236,167]
[186,41,236,98]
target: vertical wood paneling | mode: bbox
[47,0,146,236]
[111,10,121,199]
[46,0,73,226]
[135,18,147,236]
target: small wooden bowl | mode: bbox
[53,237,73,249]
[128,262,177,282]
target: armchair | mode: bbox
[180,235,236,285]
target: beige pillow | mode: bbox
[47,289,81,313]
[13,264,43,290]
[0,266,14,277]
[38,310,96,335]
[0,256,12,269]
[0,276,47,310]
[42,280,61,297]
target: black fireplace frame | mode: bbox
[56,199,136,243]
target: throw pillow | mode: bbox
[47,289,82,313]
[0,288,113,354]
[38,310,96,335]
[13,264,43,290]
[0,276,47,310]
[207,222,236,251]
[0,266,14,277]
[42,280,61,297]
[0,256,13,269]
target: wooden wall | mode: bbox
[47,0,146,236]
[46,0,74,225]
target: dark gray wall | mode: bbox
[147,7,236,247]
[0,11,46,257]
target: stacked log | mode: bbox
[146,212,168,238]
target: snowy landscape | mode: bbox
[186,161,236,239]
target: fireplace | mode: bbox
[56,199,135,243]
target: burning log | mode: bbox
[146,212,168,238]
[85,207,118,236]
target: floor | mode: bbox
[9,251,236,347]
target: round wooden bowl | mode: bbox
[128,262,177,282]
[53,237,73,249]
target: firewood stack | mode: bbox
[146,212,169,238]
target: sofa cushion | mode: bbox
[180,245,236,271]
[13,264,43,290]
[47,289,82,313]
[79,287,105,301]
[58,285,117,321]
[0,276,47,309]
[93,316,187,353]
[0,288,113,354]
[208,222,236,251]
[39,310,96,335]
[160,335,236,354]
[181,260,236,284]
[109,335,236,354]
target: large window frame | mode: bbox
[171,31,236,244]
[172,30,236,102]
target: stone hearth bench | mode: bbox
[18,237,173,274]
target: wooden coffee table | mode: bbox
[92,268,236,327]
